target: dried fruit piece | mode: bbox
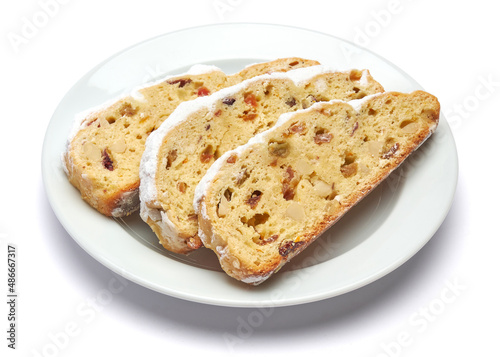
[285,97,297,107]
[166,150,177,169]
[119,103,137,117]
[282,166,298,201]
[226,154,237,164]
[200,145,214,163]
[197,87,210,97]
[268,141,290,157]
[246,190,262,209]
[314,129,333,145]
[244,93,258,107]
[235,169,249,186]
[243,113,258,121]
[382,143,400,159]
[177,182,187,193]
[102,148,114,171]
[256,234,279,246]
[351,122,359,136]
[167,78,192,87]
[367,141,384,156]
[287,122,306,135]
[340,163,358,177]
[222,97,236,106]
[279,240,306,256]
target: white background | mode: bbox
[1,0,498,356]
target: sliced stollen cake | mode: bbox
[62,57,320,217]
[139,66,385,254]
[194,91,440,284]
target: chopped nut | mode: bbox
[358,163,371,176]
[367,141,384,156]
[324,199,340,215]
[83,142,101,161]
[279,239,306,257]
[401,122,419,133]
[313,180,333,197]
[301,95,317,109]
[246,190,262,209]
[218,194,230,217]
[98,117,110,128]
[268,141,290,157]
[109,139,126,153]
[285,202,306,221]
[296,158,314,176]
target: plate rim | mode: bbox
[42,23,459,308]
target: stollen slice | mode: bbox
[194,90,440,284]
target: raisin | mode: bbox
[246,190,262,209]
[177,182,187,193]
[256,234,279,246]
[268,141,290,157]
[382,143,400,159]
[288,122,306,135]
[214,109,222,117]
[222,97,236,105]
[166,150,177,169]
[289,61,299,66]
[282,166,298,201]
[340,163,358,178]
[226,154,237,164]
[205,124,211,131]
[314,129,333,144]
[278,240,306,257]
[243,113,258,121]
[285,97,297,107]
[102,148,114,171]
[200,145,214,163]
[351,122,359,136]
[167,78,192,87]
[119,103,137,117]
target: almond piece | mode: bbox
[296,158,314,176]
[367,141,384,157]
[286,202,306,221]
[402,122,419,134]
[313,180,333,197]
[83,142,101,161]
[109,139,127,153]
[218,194,230,217]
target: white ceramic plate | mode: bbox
[42,24,458,307]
